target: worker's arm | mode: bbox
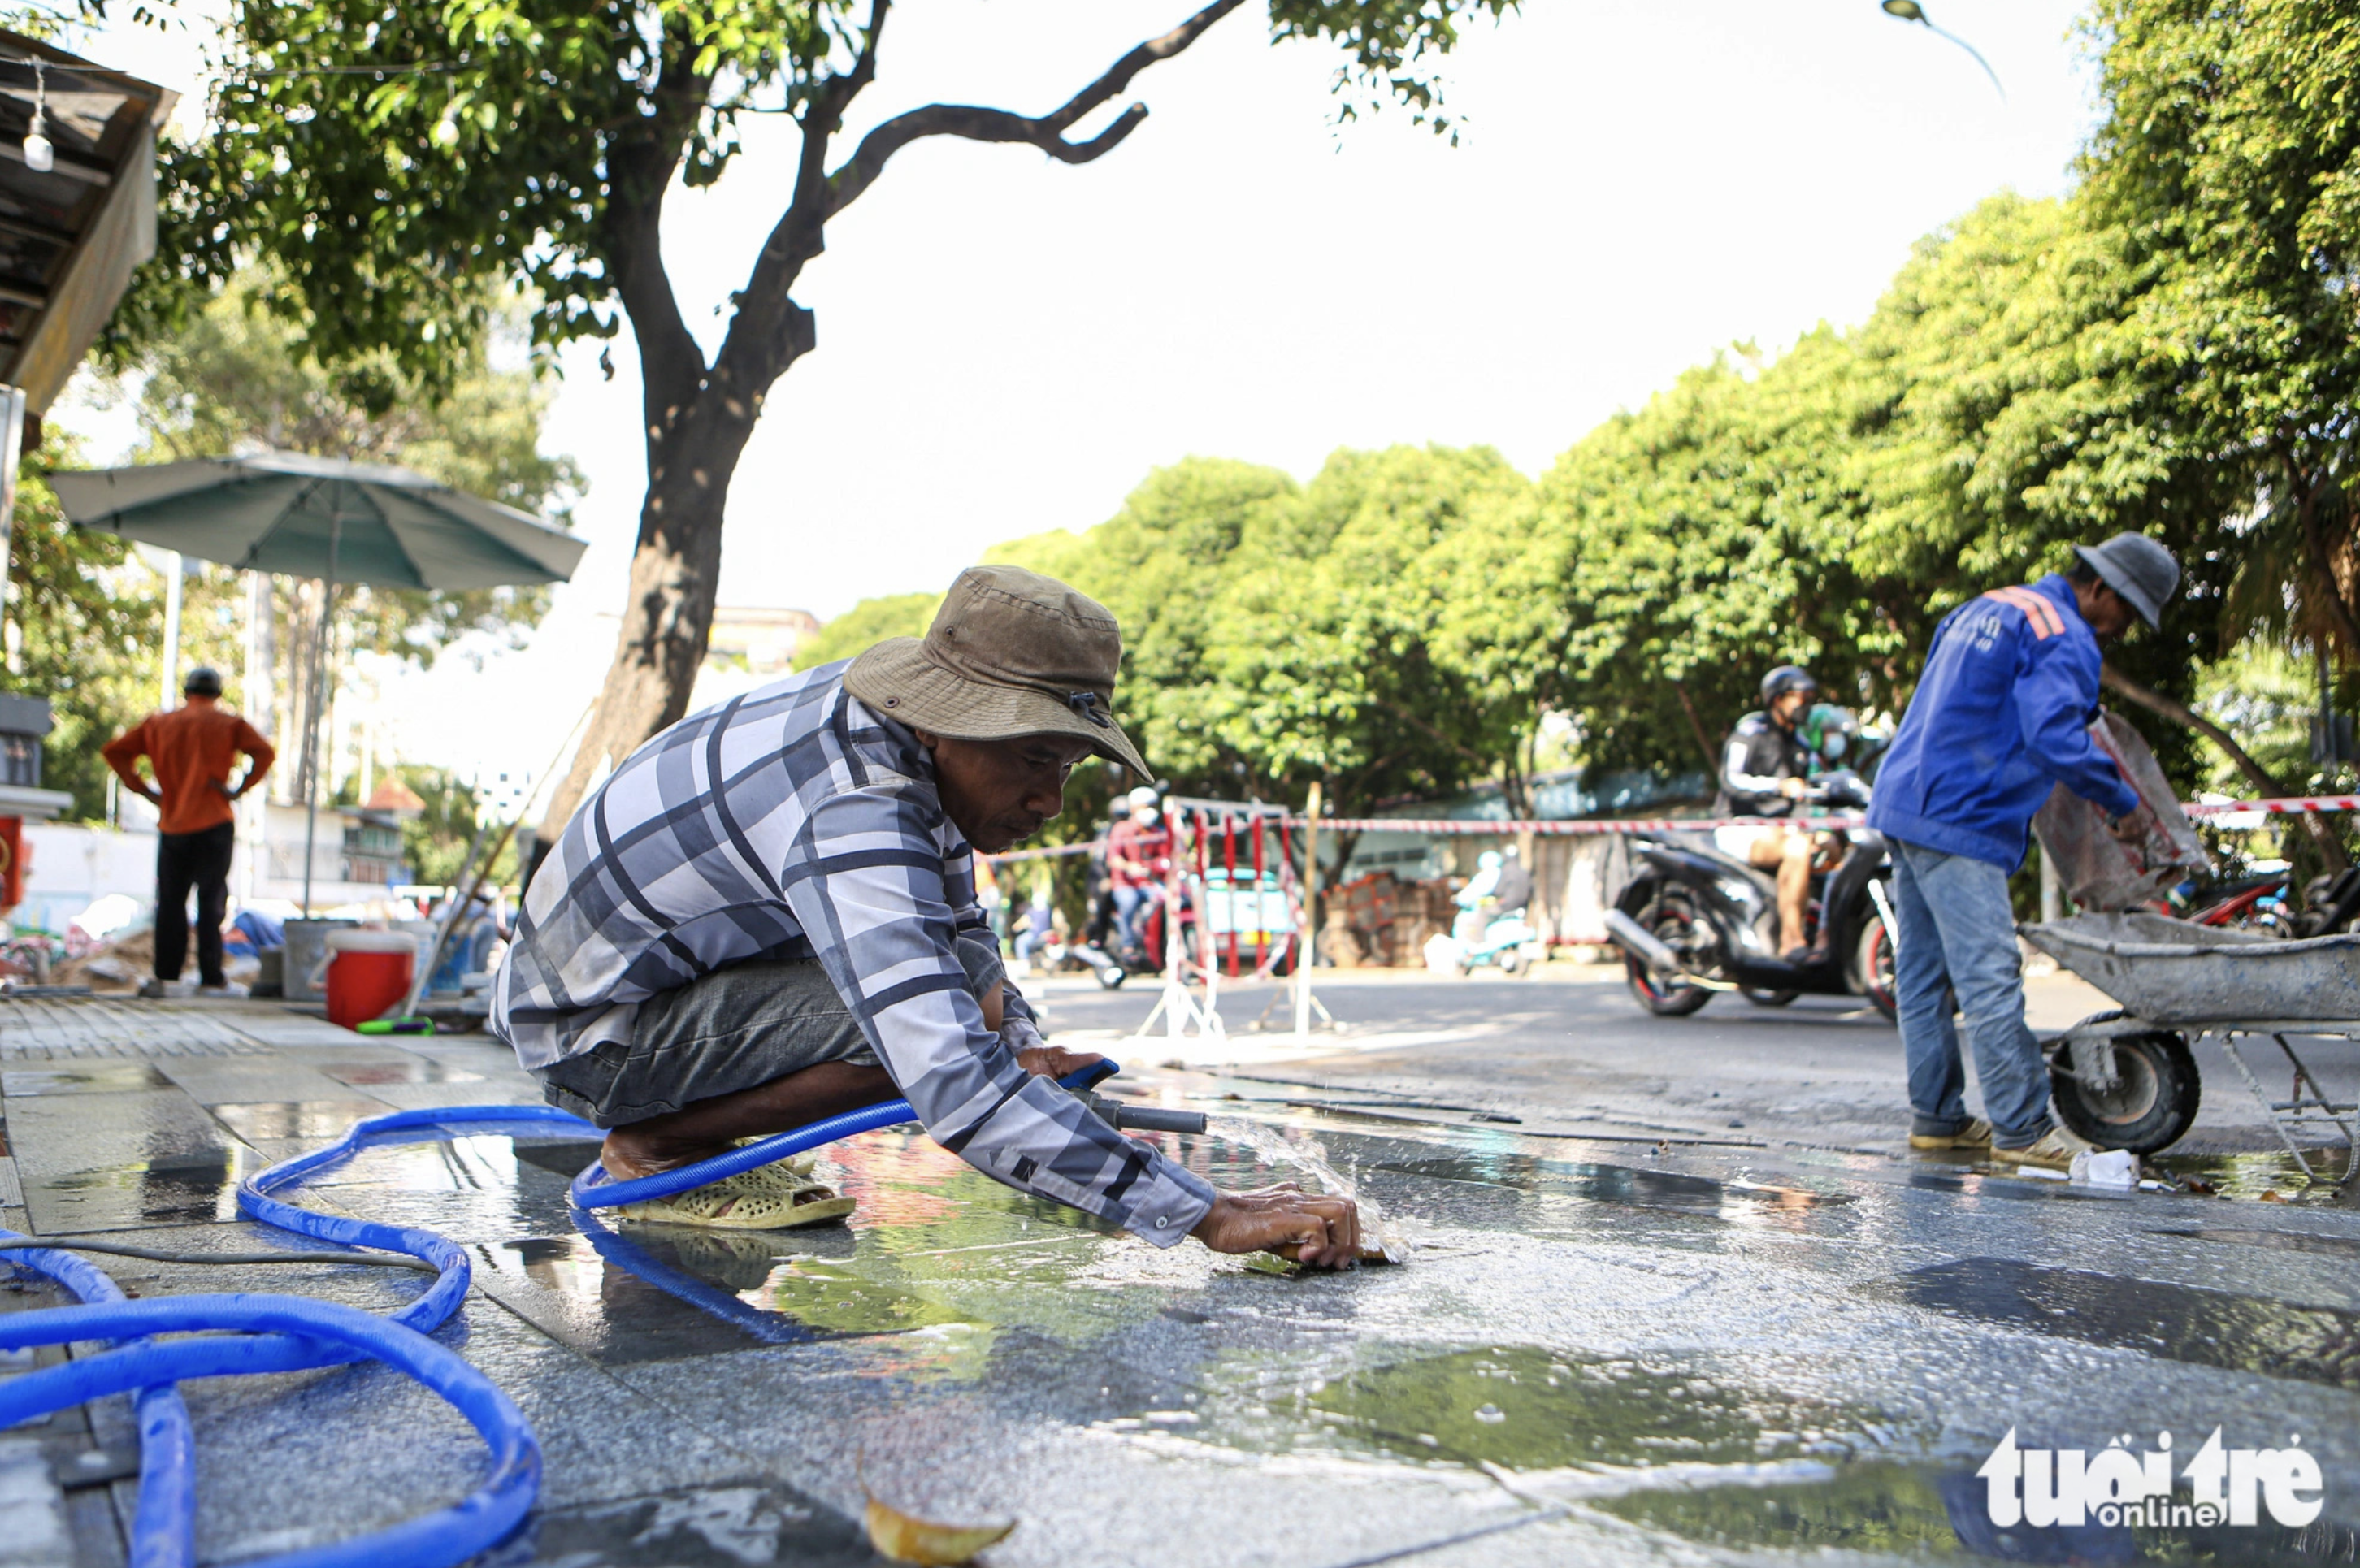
[228,720,276,797]
[782,778,1217,1246]
[2015,634,2141,819]
[100,721,160,802]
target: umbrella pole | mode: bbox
[301,516,341,918]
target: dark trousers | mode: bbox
[155,821,235,986]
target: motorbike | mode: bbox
[1071,865,1200,990]
[1604,770,1898,1020]
[1453,909,1539,977]
[2182,863,2360,939]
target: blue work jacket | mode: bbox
[1868,574,2141,869]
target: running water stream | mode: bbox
[1208,1117,1413,1263]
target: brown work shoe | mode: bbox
[1909,1117,1993,1151]
[1990,1128,2085,1172]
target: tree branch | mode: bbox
[2101,662,2349,873]
[822,0,1247,219]
[606,13,721,453]
[705,0,890,401]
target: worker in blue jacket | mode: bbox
[1868,533,2180,1171]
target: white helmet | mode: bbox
[1127,786,1160,809]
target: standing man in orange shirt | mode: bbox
[102,668,276,997]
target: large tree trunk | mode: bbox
[530,0,1239,853]
[539,375,796,844]
[2101,663,2349,873]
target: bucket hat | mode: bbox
[2072,533,2179,630]
[844,565,1153,779]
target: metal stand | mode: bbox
[297,514,342,918]
[2208,1024,2360,1185]
[1131,872,1219,1044]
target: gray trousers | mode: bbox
[534,938,1005,1129]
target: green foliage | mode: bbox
[5,449,159,820]
[130,0,1534,378]
[2077,1,2360,663]
[394,765,518,888]
[790,591,937,672]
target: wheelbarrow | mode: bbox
[2019,913,2360,1183]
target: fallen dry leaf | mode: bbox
[864,1496,1016,1565]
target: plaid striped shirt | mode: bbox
[490,665,1215,1245]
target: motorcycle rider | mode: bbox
[1107,784,1170,955]
[1868,534,2177,1171]
[1714,665,1822,959]
[1454,849,1505,943]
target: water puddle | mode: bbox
[320,1058,484,1088]
[1,1063,173,1096]
[2145,1227,2360,1260]
[1370,1147,1839,1224]
[481,1480,861,1567]
[2147,1150,2357,1205]
[32,1151,241,1228]
[1886,1258,2360,1391]
[1166,1345,1885,1475]
[1306,1347,1870,1470]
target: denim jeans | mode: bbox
[1888,838,2054,1147]
[1113,884,1154,951]
[533,936,1004,1128]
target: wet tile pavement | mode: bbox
[2,993,2359,1566]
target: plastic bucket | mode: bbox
[317,930,417,1031]
[281,920,356,1003]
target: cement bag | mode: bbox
[2032,711,2210,912]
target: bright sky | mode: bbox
[57,0,2099,800]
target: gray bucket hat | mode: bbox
[2072,532,2180,630]
[844,565,1152,779]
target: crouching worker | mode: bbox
[491,566,1361,1267]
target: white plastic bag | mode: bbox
[2069,1148,2140,1189]
[2032,712,2210,912]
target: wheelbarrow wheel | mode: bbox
[2049,1029,2200,1155]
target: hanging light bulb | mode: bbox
[21,58,51,173]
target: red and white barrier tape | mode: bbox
[2182,794,2360,817]
[1282,814,1867,835]
[1290,795,2360,836]
[978,795,2360,860]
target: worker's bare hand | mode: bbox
[1191,1189,1361,1270]
[1778,777,1808,799]
[1016,1045,1105,1082]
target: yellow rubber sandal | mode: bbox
[614,1161,856,1231]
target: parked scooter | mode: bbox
[1604,770,1898,1020]
[1454,908,1539,976]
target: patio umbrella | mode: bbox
[50,450,588,915]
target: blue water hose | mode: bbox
[567,1059,1119,1208]
[0,1232,198,1568]
[0,1067,1124,1567]
[0,1105,596,1568]
[570,1099,919,1207]
[0,1295,536,1568]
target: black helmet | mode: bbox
[183,667,223,698]
[1760,665,1817,704]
